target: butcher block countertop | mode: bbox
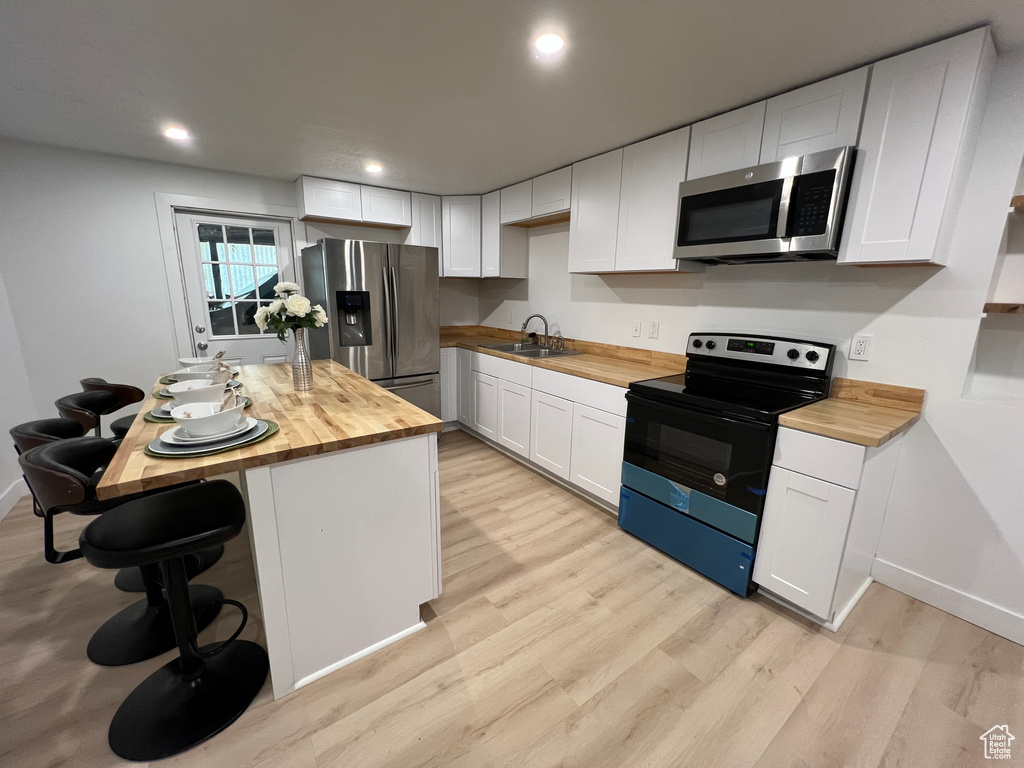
[96,360,443,500]
[779,378,925,448]
[440,326,687,388]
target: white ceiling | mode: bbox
[2,1,1023,195]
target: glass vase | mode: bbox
[292,327,313,391]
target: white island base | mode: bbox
[240,432,441,699]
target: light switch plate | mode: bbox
[648,321,659,340]
[632,321,642,338]
[850,334,872,361]
[508,310,515,325]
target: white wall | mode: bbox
[469,49,1024,644]
[0,269,37,515]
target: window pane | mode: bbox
[234,302,261,335]
[253,244,278,265]
[255,267,279,300]
[203,263,230,299]
[252,228,276,246]
[229,265,257,299]
[208,302,236,336]
[226,226,250,244]
[226,226,253,263]
[198,224,225,262]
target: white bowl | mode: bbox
[166,379,224,404]
[172,365,221,381]
[177,356,219,368]
[170,402,246,438]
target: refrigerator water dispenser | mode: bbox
[337,291,371,346]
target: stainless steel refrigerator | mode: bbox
[300,239,441,417]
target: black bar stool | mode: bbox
[79,378,146,439]
[18,437,223,666]
[79,480,268,761]
[11,417,225,592]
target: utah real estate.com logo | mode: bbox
[980,725,1014,760]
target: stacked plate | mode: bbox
[164,366,241,383]
[151,396,251,420]
[158,379,242,399]
[147,417,269,457]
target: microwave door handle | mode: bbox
[776,175,795,239]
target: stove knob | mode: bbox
[692,339,703,349]
[806,350,820,363]
[787,348,800,360]
[705,340,716,350]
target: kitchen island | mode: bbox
[97,360,444,699]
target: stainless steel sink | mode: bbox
[482,341,581,359]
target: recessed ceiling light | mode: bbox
[365,162,383,174]
[163,126,190,141]
[534,33,565,55]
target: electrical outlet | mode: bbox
[850,334,873,361]
[631,320,642,338]
[507,309,515,325]
[648,321,659,340]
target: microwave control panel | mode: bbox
[788,170,836,237]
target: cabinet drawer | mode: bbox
[773,427,865,490]
[471,352,533,387]
[531,367,627,417]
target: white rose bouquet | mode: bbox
[254,282,329,342]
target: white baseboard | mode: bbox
[0,478,28,521]
[872,557,1024,646]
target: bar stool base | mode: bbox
[108,640,269,761]
[114,545,225,592]
[86,585,222,666]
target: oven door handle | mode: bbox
[626,392,772,433]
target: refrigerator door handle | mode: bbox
[381,266,392,367]
[389,265,400,360]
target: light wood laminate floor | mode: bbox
[2,429,1022,767]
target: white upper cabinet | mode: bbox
[840,28,995,265]
[481,191,529,279]
[441,196,482,277]
[760,67,869,162]
[500,180,533,223]
[296,176,362,222]
[409,193,442,248]
[568,149,623,273]
[359,185,412,227]
[687,101,766,179]
[614,127,702,273]
[532,167,572,217]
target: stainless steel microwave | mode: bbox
[673,146,855,265]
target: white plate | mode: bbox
[147,420,270,456]
[165,366,240,383]
[159,379,241,398]
[160,417,256,445]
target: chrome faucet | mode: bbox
[521,314,549,347]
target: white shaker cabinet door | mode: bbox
[568,149,623,274]
[530,390,574,479]
[569,404,626,505]
[839,28,994,265]
[760,67,869,162]
[472,371,498,440]
[500,180,533,224]
[481,190,501,277]
[297,176,362,222]
[439,348,457,422]
[615,126,700,273]
[531,167,572,216]
[441,196,482,277]
[687,102,766,179]
[409,194,443,276]
[752,466,857,620]
[457,348,474,426]
[497,379,531,458]
[359,186,412,227]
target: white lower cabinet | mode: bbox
[753,467,856,619]
[529,390,574,480]
[569,404,626,505]
[439,348,457,422]
[497,379,531,457]
[457,348,473,426]
[472,372,498,439]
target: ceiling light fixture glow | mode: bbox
[534,33,565,55]
[365,162,383,173]
[163,126,190,141]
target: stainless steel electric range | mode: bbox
[618,332,835,596]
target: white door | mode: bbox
[838,28,992,265]
[441,196,482,277]
[568,149,623,273]
[174,211,297,366]
[752,466,857,620]
[497,379,531,457]
[500,180,533,223]
[409,193,443,275]
[569,404,626,505]
[687,101,766,179]
[359,186,412,227]
[472,372,498,439]
[531,167,572,216]
[439,348,458,422]
[760,67,869,162]
[530,390,573,479]
[457,348,473,425]
[615,126,695,273]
